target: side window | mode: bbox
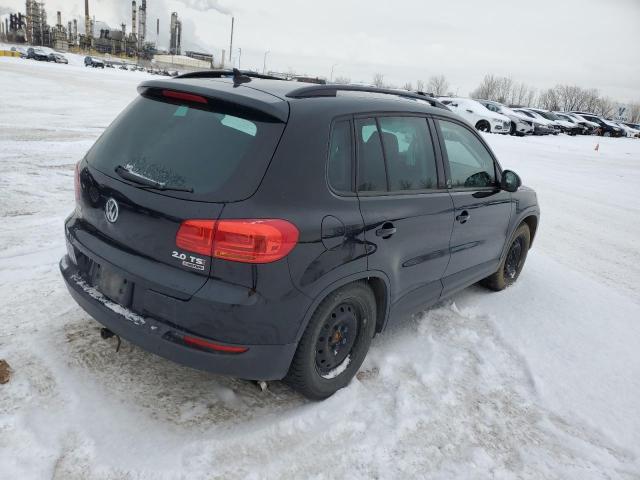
[378,117,438,191]
[356,118,387,192]
[439,120,496,189]
[327,120,353,192]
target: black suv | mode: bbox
[60,71,539,399]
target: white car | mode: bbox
[476,100,534,135]
[439,97,511,134]
[614,122,640,138]
[515,109,560,134]
[525,108,577,133]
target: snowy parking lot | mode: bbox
[1,56,640,479]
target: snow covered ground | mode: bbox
[1,56,640,479]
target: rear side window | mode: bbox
[378,117,438,191]
[356,118,387,192]
[86,95,285,201]
[328,120,353,193]
[438,120,496,189]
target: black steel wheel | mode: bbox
[315,302,360,376]
[481,223,531,291]
[503,236,524,280]
[285,282,376,400]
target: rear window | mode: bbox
[86,95,285,201]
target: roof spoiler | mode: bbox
[137,78,289,123]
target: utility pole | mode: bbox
[238,47,241,69]
[263,50,269,74]
[330,63,339,82]
[229,16,234,63]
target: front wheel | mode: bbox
[476,120,491,133]
[481,223,531,291]
[285,282,376,400]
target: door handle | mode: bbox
[375,222,396,238]
[456,210,470,224]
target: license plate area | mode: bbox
[89,262,134,307]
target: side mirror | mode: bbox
[501,170,521,192]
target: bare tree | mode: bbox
[333,75,351,84]
[372,73,385,88]
[416,79,425,92]
[629,103,640,123]
[470,74,500,100]
[427,75,449,96]
[402,81,413,91]
[595,97,616,117]
[538,88,561,111]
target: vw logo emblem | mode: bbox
[105,198,119,223]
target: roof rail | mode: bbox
[285,85,449,110]
[175,69,286,82]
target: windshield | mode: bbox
[86,95,286,202]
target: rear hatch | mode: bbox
[76,81,287,298]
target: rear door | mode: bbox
[434,118,512,295]
[355,115,454,317]
[76,89,286,297]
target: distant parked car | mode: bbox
[572,112,624,137]
[556,112,599,134]
[439,97,512,133]
[512,109,556,135]
[622,122,640,137]
[48,53,68,64]
[119,64,129,70]
[84,56,105,68]
[614,122,640,138]
[476,100,534,136]
[27,47,49,61]
[105,62,115,68]
[528,108,580,135]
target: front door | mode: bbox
[435,118,513,296]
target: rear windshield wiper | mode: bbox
[115,165,193,193]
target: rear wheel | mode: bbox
[481,223,530,291]
[476,120,491,133]
[285,282,376,400]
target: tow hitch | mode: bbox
[100,327,122,352]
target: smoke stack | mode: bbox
[85,0,90,43]
[132,1,136,37]
[73,18,77,39]
[57,11,61,27]
[68,21,72,39]
[156,18,159,36]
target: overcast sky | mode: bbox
[2,0,639,101]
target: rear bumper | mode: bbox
[60,255,297,380]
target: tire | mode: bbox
[476,120,491,133]
[481,223,531,291]
[285,282,376,400]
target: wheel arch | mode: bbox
[294,271,391,343]
[522,215,539,247]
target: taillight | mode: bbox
[74,162,80,202]
[175,220,215,256]
[176,219,299,264]
[162,89,208,104]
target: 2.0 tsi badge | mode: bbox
[104,198,119,223]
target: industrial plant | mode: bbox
[0,0,186,62]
